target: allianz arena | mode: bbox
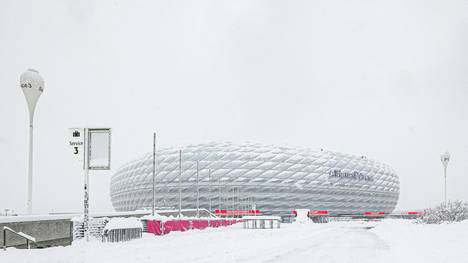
[110,142,399,215]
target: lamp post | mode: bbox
[440,151,450,205]
[20,69,44,214]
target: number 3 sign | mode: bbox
[68,128,85,165]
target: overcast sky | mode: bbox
[1,0,467,214]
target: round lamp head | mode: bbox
[20,69,44,119]
[440,151,450,167]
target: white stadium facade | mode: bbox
[110,142,399,215]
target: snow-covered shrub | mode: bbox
[419,200,468,224]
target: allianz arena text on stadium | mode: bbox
[110,142,399,215]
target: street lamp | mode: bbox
[20,69,44,214]
[440,151,450,205]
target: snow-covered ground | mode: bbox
[1,219,467,263]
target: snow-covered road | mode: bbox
[1,219,467,263]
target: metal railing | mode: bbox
[102,228,142,242]
[242,216,281,229]
[3,226,36,250]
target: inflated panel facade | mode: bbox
[110,142,399,215]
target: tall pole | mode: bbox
[179,150,182,218]
[152,133,156,216]
[225,186,228,216]
[27,118,33,214]
[208,169,212,221]
[237,187,240,218]
[218,177,221,215]
[233,186,236,218]
[441,151,450,205]
[444,166,447,205]
[20,69,44,214]
[196,160,199,218]
[83,128,90,241]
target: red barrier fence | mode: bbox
[146,219,240,236]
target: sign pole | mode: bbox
[83,128,90,241]
[152,133,156,216]
[69,127,110,241]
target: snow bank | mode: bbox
[141,214,170,221]
[0,211,150,223]
[1,219,467,263]
[371,219,468,263]
[104,218,142,230]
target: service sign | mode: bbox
[68,128,85,165]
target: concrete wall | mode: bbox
[0,211,151,249]
[1,219,73,248]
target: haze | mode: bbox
[1,0,467,214]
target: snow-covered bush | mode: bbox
[419,200,468,224]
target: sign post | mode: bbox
[83,128,90,241]
[68,128,111,241]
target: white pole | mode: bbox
[232,187,234,217]
[208,169,211,221]
[237,187,240,218]
[223,180,226,217]
[27,119,33,214]
[196,160,199,218]
[441,152,450,205]
[444,165,447,205]
[218,177,221,211]
[179,150,182,219]
[84,128,90,241]
[152,133,156,216]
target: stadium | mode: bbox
[110,142,399,215]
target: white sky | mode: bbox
[1,0,467,214]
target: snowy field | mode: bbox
[1,219,467,263]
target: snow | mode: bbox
[242,216,281,220]
[0,211,150,223]
[141,214,170,221]
[1,219,467,263]
[294,209,309,222]
[103,218,142,230]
